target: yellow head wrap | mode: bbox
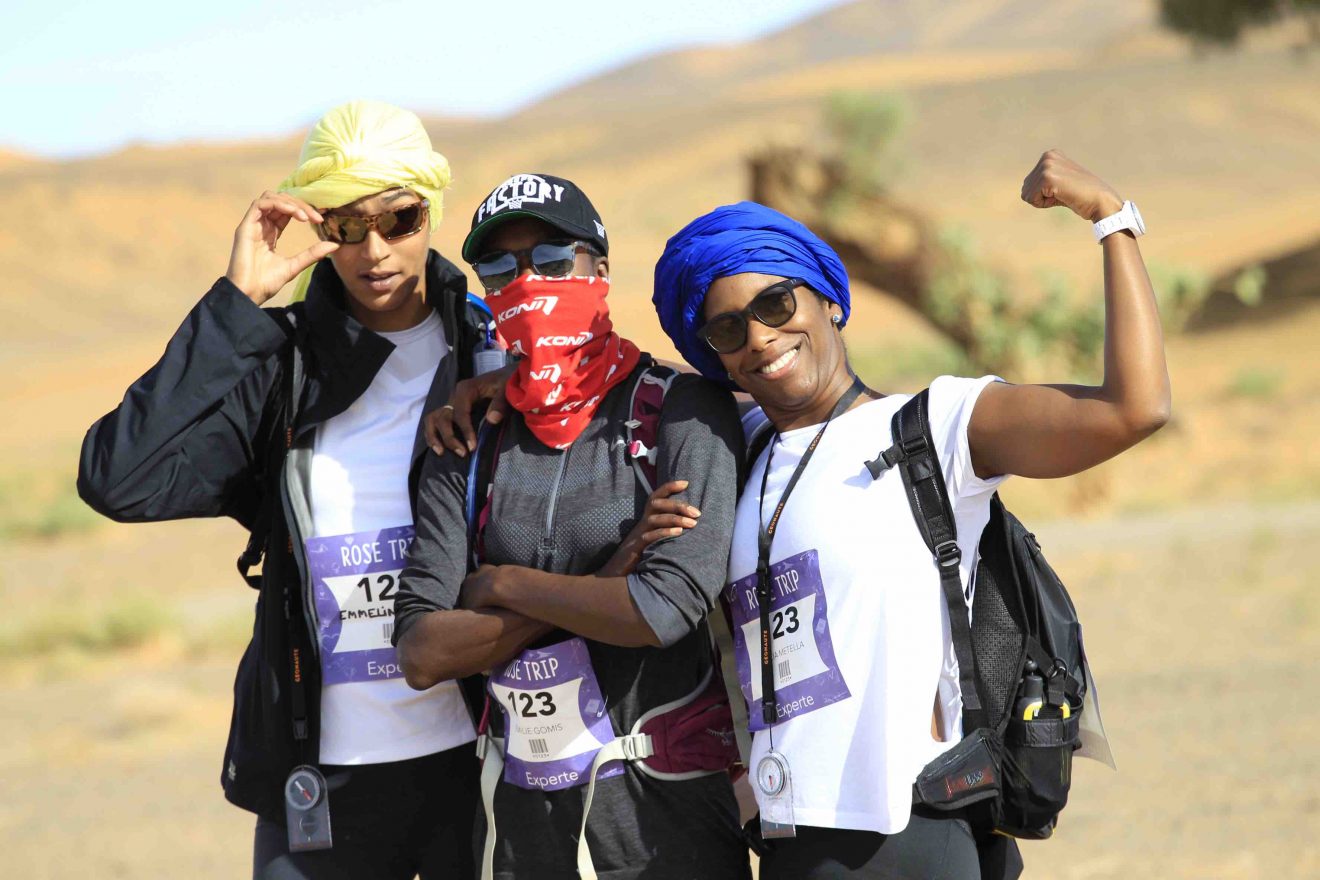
[277,100,452,302]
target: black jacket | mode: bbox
[78,252,488,819]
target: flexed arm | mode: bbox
[969,151,1171,480]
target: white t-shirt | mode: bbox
[727,375,1006,834]
[308,310,475,765]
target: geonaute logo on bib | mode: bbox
[498,296,558,322]
[536,332,594,348]
[478,174,566,222]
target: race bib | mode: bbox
[488,637,623,792]
[305,525,414,685]
[726,548,850,731]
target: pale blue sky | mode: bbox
[0,0,844,158]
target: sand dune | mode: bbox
[2,0,1317,490]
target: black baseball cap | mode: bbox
[462,172,609,263]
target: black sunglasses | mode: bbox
[698,278,807,354]
[472,240,599,291]
[316,200,429,245]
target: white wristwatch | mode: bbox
[1092,200,1145,243]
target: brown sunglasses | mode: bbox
[316,199,429,245]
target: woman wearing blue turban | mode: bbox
[653,151,1170,879]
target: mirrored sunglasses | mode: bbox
[317,200,429,245]
[473,240,597,291]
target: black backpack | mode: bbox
[864,388,1106,839]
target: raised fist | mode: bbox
[1021,150,1124,224]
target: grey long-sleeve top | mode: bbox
[394,361,743,707]
[392,363,749,880]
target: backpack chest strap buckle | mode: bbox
[865,434,931,480]
[935,540,962,568]
[626,439,658,465]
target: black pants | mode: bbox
[755,808,987,880]
[253,742,480,880]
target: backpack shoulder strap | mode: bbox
[622,362,753,766]
[237,308,305,588]
[866,389,988,732]
[465,291,494,321]
[465,419,506,570]
[706,599,753,766]
[624,360,678,495]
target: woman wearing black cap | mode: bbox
[393,174,752,880]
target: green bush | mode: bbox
[1145,262,1213,332]
[803,92,1259,381]
[823,91,908,212]
[0,595,177,657]
[926,227,1107,380]
[0,481,101,540]
[1227,366,1285,399]
[1233,264,1268,307]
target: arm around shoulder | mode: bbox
[626,375,743,646]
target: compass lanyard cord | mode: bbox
[756,378,864,739]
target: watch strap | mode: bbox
[1093,200,1143,243]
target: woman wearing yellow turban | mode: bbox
[80,100,494,878]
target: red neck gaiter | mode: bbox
[487,274,641,450]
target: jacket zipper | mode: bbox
[282,438,320,659]
[540,446,571,566]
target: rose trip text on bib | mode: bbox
[726,548,850,731]
[488,637,623,792]
[305,525,414,684]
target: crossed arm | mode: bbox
[394,481,695,689]
[395,378,739,690]
[399,565,679,689]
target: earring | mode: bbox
[831,314,842,325]
[727,371,734,380]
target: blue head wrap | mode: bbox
[652,201,851,388]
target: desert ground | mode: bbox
[6,496,1320,879]
[2,1,1318,876]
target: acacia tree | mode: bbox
[748,92,1243,380]
[1160,0,1320,49]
